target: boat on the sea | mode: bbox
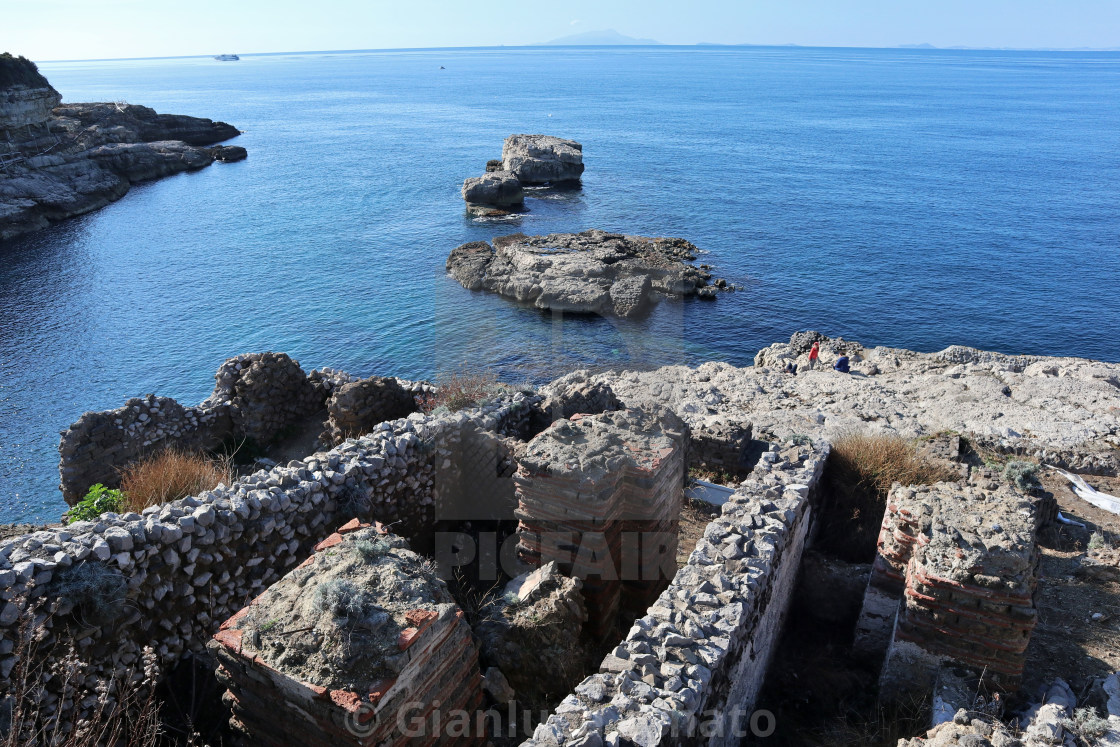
[213,54,239,61]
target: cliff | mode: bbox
[0,56,245,241]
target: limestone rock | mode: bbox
[1,78,242,240]
[501,134,585,185]
[462,169,524,214]
[446,230,719,318]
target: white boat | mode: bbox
[213,54,240,61]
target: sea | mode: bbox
[1,46,1118,524]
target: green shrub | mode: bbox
[0,53,50,88]
[55,562,127,625]
[313,579,372,620]
[1063,707,1109,741]
[1003,460,1040,491]
[64,483,126,524]
[354,539,388,562]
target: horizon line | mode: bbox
[35,42,1120,64]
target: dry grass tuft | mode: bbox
[818,431,960,562]
[118,448,231,513]
[418,370,505,413]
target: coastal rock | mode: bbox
[0,54,60,129]
[501,134,585,185]
[461,169,524,216]
[445,229,718,318]
[555,331,1120,466]
[1,73,243,240]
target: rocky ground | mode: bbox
[1,97,244,239]
[550,331,1120,472]
[446,229,728,318]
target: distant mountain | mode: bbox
[538,29,662,46]
[899,43,937,49]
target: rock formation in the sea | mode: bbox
[500,134,584,185]
[446,229,720,318]
[461,170,524,217]
[0,54,244,240]
[461,133,584,215]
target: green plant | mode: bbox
[0,53,50,89]
[54,562,128,626]
[354,539,389,562]
[1063,706,1109,742]
[1003,460,1040,491]
[313,579,372,620]
[789,434,812,446]
[64,484,125,524]
[1089,532,1111,552]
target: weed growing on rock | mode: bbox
[54,562,128,626]
[63,483,125,524]
[1002,459,1040,491]
[354,539,389,561]
[1,601,161,747]
[118,448,231,512]
[419,370,505,413]
[313,579,372,620]
[1089,532,1111,551]
[1063,707,1109,742]
[818,432,960,562]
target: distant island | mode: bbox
[537,29,662,46]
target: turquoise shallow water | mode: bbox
[1,46,1119,523]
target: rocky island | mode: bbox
[462,134,584,216]
[0,53,244,240]
[446,229,725,317]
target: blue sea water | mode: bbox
[1,46,1119,523]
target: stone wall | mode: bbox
[0,393,539,733]
[57,353,420,505]
[521,442,829,747]
[878,478,1046,693]
[58,394,233,505]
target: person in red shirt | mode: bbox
[808,341,820,370]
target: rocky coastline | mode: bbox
[446,229,727,318]
[0,55,244,240]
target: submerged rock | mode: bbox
[501,134,584,185]
[446,229,719,318]
[1,69,243,240]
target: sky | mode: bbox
[3,0,1119,62]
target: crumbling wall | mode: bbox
[857,476,1047,698]
[210,520,483,746]
[513,407,688,638]
[521,443,829,747]
[205,352,324,443]
[56,353,431,505]
[58,394,233,504]
[323,376,418,445]
[0,392,540,734]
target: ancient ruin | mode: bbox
[3,332,1120,745]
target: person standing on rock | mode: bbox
[808,341,820,370]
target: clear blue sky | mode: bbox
[3,0,1118,61]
